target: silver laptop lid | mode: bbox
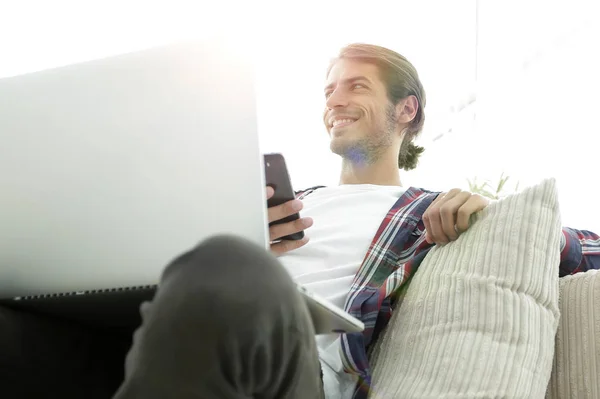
[0,40,268,297]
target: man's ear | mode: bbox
[396,95,419,124]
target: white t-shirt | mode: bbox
[278,184,406,399]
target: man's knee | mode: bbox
[156,234,297,322]
[163,234,288,284]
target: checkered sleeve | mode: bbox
[559,227,600,276]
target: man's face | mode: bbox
[323,59,397,163]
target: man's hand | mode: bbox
[266,186,313,256]
[423,188,490,245]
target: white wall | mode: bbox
[2,0,597,231]
[476,0,600,230]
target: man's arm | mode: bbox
[559,227,600,276]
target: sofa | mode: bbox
[546,269,600,398]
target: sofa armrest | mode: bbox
[546,269,600,398]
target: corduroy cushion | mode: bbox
[546,269,600,398]
[369,178,562,398]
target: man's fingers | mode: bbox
[423,205,446,244]
[265,187,310,256]
[425,191,489,245]
[271,236,310,256]
[266,186,275,200]
[431,188,461,207]
[456,204,471,234]
[267,199,303,224]
[424,190,458,244]
[440,191,472,241]
[430,211,447,244]
[424,188,463,244]
[456,195,488,233]
[423,211,433,244]
[269,217,313,242]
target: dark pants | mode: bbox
[0,235,324,398]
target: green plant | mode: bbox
[467,172,520,200]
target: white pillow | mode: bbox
[370,178,561,398]
[546,269,600,398]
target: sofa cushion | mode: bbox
[369,178,561,398]
[546,269,600,398]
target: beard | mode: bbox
[330,104,397,166]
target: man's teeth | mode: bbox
[332,119,355,127]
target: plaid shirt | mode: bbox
[297,186,600,399]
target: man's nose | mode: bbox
[325,88,349,109]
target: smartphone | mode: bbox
[264,153,304,241]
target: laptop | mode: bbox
[0,40,364,334]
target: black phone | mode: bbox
[264,153,304,241]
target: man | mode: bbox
[267,43,492,397]
[1,44,599,399]
[264,43,600,398]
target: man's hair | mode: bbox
[329,43,426,170]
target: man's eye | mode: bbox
[325,91,333,98]
[352,84,365,90]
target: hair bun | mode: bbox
[398,142,425,171]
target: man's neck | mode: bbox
[339,153,402,186]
